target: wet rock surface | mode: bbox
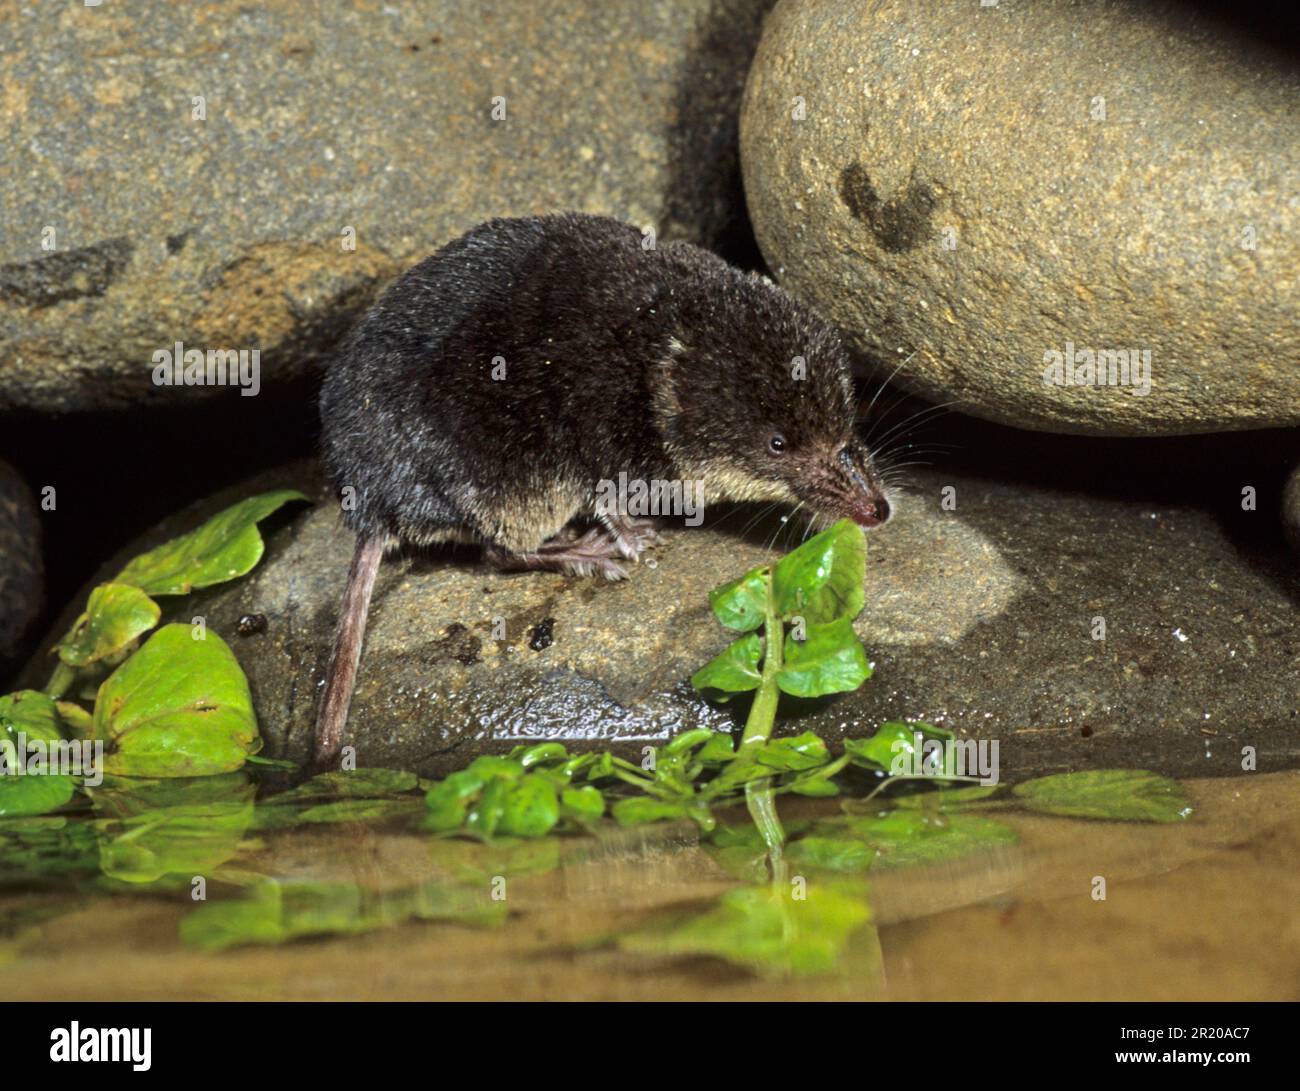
[0,459,43,681]
[25,454,1299,781]
[1,0,773,412]
[739,0,1300,436]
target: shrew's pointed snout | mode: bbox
[848,493,890,528]
[837,445,892,529]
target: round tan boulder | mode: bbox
[740,0,1300,435]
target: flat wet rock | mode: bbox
[25,456,1299,781]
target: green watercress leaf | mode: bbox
[424,770,487,831]
[694,732,736,764]
[771,519,865,623]
[113,489,308,596]
[788,774,840,798]
[497,776,560,838]
[0,690,62,744]
[0,769,75,819]
[844,721,951,772]
[661,729,718,756]
[424,757,593,840]
[560,785,605,821]
[611,797,693,827]
[691,633,763,693]
[776,617,871,697]
[465,755,526,781]
[465,777,509,839]
[424,794,470,832]
[53,582,161,668]
[92,624,261,777]
[512,742,568,768]
[1012,769,1193,824]
[0,691,76,818]
[707,566,769,631]
[753,731,830,772]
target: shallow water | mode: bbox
[1,769,1297,1001]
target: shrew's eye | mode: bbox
[768,433,787,455]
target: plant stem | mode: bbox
[738,592,784,762]
[45,662,76,700]
[746,777,786,879]
[737,574,786,874]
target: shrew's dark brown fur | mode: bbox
[314,213,890,766]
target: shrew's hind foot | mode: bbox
[601,511,662,560]
[485,527,629,581]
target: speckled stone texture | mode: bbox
[0,0,773,411]
[0,459,43,681]
[22,459,1300,781]
[740,0,1299,435]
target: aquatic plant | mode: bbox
[0,490,305,815]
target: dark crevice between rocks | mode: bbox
[661,0,778,272]
[0,376,319,689]
[855,386,1300,608]
[1174,0,1300,55]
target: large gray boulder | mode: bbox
[0,0,773,412]
[740,0,1300,436]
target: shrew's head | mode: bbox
[652,266,891,529]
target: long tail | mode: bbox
[313,533,385,770]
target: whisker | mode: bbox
[879,458,936,471]
[871,398,963,446]
[716,499,786,546]
[870,400,964,457]
[857,353,916,438]
[737,501,784,541]
[877,442,959,457]
[767,500,806,553]
[861,390,922,446]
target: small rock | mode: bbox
[237,613,268,637]
[529,618,557,652]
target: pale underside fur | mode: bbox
[384,461,797,556]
